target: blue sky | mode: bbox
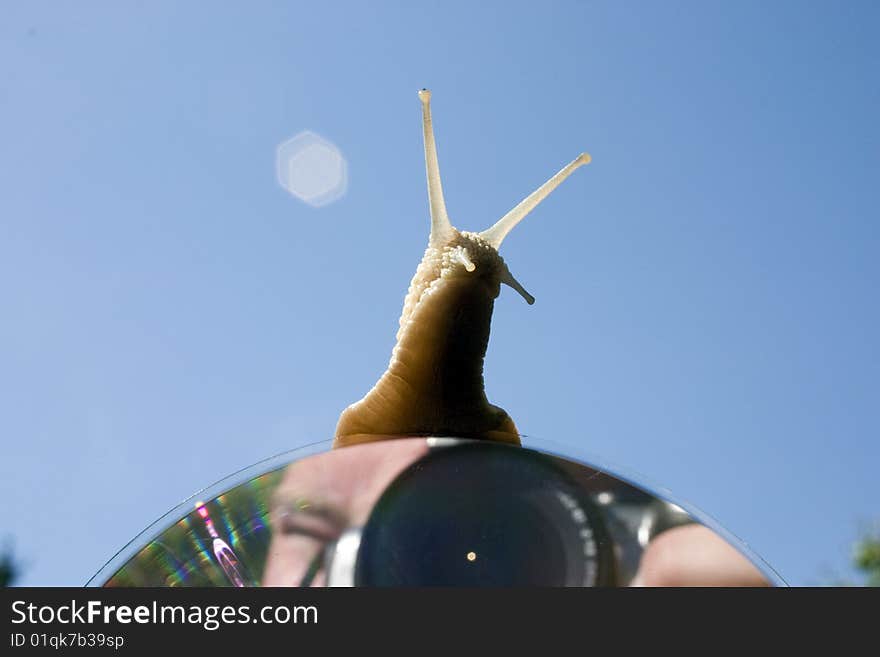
[1,1,877,586]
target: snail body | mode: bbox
[334,90,589,448]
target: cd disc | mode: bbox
[89,437,783,587]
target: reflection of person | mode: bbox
[264,439,429,587]
[632,524,770,586]
[264,439,769,587]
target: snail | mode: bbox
[333,90,590,449]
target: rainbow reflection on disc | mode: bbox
[90,441,331,587]
[103,469,282,587]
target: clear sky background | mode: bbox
[1,1,877,586]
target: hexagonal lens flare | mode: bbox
[276,131,347,207]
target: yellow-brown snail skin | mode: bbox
[333,90,590,449]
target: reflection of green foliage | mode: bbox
[1,544,19,587]
[853,529,880,587]
[818,524,880,587]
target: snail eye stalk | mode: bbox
[419,89,455,248]
[479,152,591,250]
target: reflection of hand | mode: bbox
[632,524,770,587]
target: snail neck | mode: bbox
[334,275,518,443]
[392,275,496,407]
